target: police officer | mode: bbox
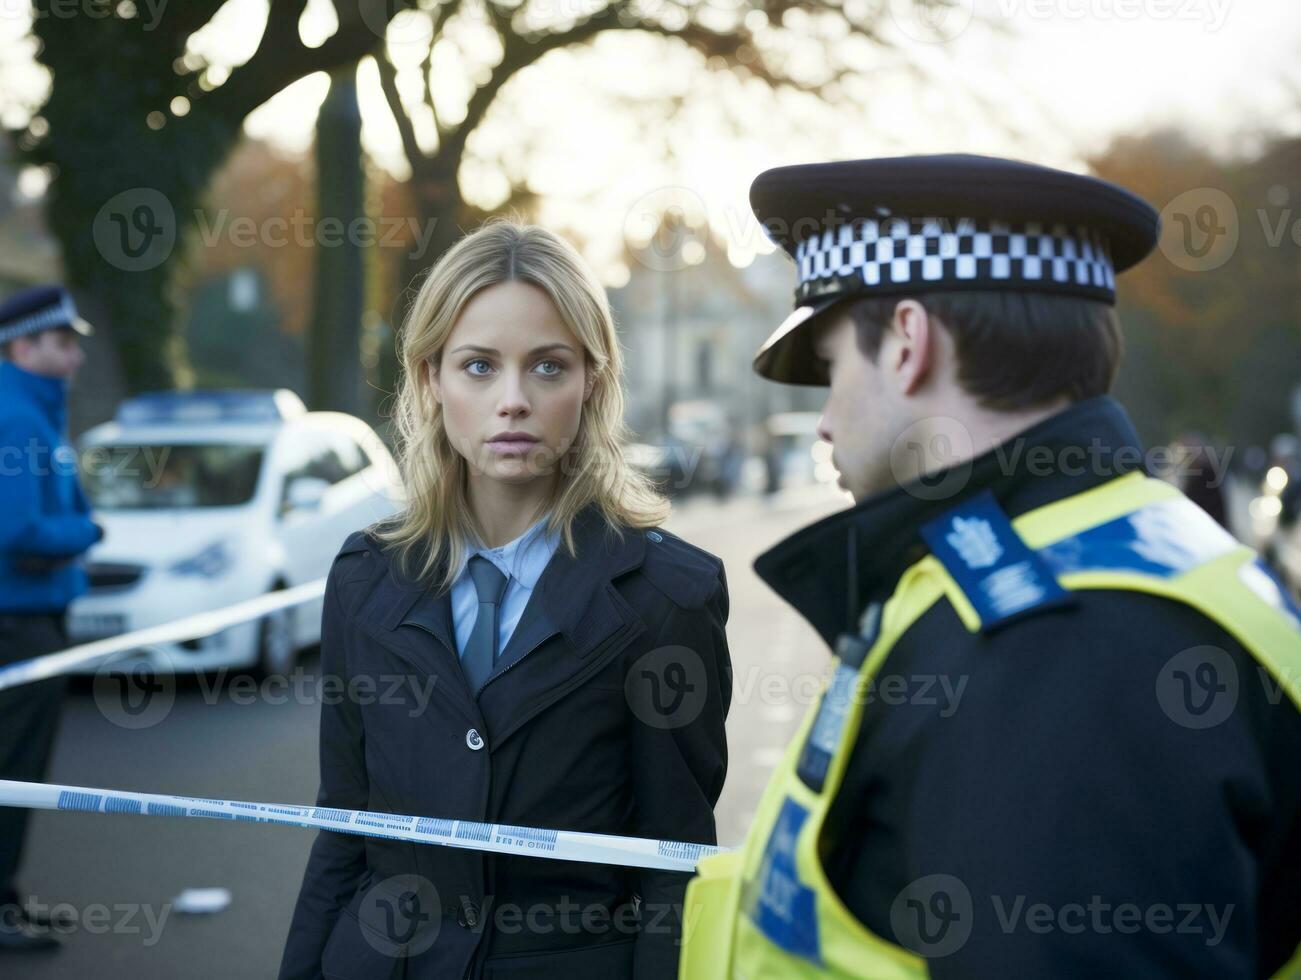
[0,285,102,953]
[680,155,1301,978]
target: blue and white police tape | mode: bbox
[0,579,325,692]
[0,779,728,873]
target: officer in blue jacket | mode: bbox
[0,285,102,954]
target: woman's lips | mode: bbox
[486,438,539,455]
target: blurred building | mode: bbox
[609,243,822,440]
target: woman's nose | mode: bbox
[497,373,531,416]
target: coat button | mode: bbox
[465,728,484,750]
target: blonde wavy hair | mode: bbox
[371,217,670,592]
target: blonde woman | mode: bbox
[279,220,732,980]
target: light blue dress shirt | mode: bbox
[449,517,561,660]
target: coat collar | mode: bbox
[754,395,1148,648]
[1,360,67,427]
[376,502,646,663]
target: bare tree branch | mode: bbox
[375,46,425,165]
[431,0,864,169]
[442,1,633,160]
[204,0,392,124]
[420,40,441,138]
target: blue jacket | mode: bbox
[0,359,102,613]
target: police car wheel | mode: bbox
[255,593,296,681]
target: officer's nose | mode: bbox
[816,412,833,445]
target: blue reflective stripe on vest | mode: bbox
[1038,496,1239,579]
[923,492,1246,632]
[745,797,822,964]
[1238,557,1301,635]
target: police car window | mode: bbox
[325,432,369,481]
[341,435,369,477]
[279,429,363,496]
[279,432,331,492]
[80,444,263,510]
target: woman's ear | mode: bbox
[582,365,597,402]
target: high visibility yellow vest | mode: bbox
[680,472,1301,980]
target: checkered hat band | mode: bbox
[0,296,77,344]
[794,217,1116,302]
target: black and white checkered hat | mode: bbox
[750,154,1160,385]
[0,285,94,346]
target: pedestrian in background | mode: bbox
[1173,430,1230,530]
[0,284,102,954]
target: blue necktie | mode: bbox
[463,556,508,693]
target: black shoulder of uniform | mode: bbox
[639,527,725,610]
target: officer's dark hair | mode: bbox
[845,290,1122,411]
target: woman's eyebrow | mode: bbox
[447,343,577,356]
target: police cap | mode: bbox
[0,285,94,346]
[749,153,1160,385]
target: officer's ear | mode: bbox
[884,299,934,396]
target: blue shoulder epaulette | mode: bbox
[920,489,1073,632]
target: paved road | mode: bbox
[9,485,848,979]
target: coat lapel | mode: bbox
[340,548,474,709]
[346,506,649,736]
[476,507,648,742]
[505,505,645,664]
[392,585,456,659]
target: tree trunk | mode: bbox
[376,159,467,399]
[308,67,366,416]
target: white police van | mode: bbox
[66,389,403,676]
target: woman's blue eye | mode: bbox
[465,359,492,376]
[535,359,563,376]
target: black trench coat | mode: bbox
[277,505,731,980]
